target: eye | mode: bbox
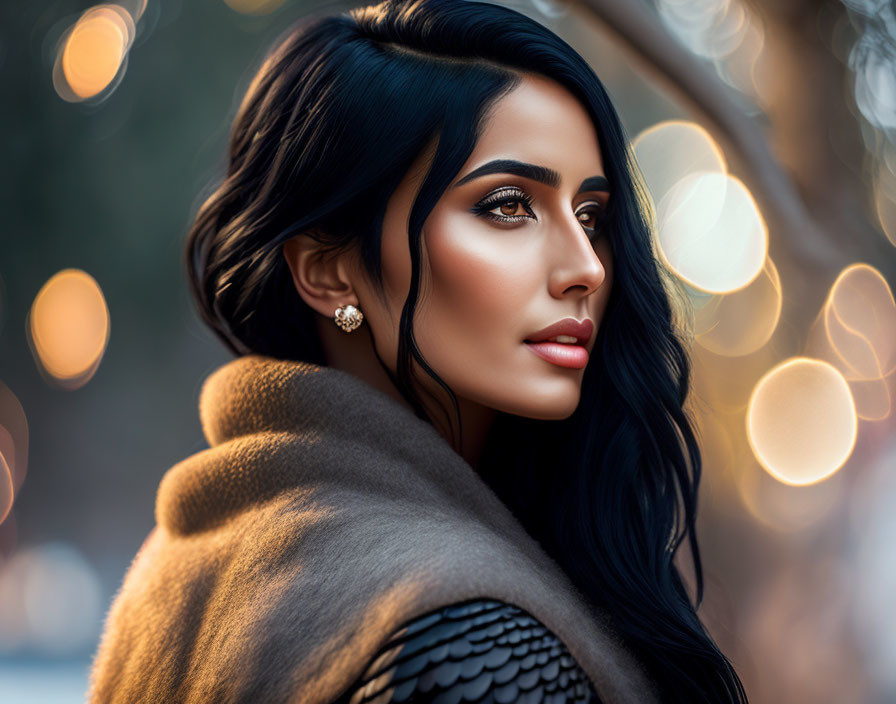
[470,188,609,237]
[575,200,608,238]
[471,187,536,224]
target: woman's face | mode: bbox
[352,72,613,420]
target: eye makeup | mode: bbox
[471,187,536,224]
[470,186,608,238]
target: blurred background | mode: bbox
[1,0,894,701]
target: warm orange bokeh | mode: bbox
[29,269,110,389]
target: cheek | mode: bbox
[422,212,538,332]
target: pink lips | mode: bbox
[523,318,594,370]
[524,341,589,368]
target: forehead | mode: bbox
[469,72,604,179]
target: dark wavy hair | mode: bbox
[184,0,748,700]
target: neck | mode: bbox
[420,391,496,471]
[318,316,496,471]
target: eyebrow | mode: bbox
[451,158,611,194]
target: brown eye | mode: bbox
[496,200,528,217]
[576,201,607,236]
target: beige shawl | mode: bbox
[87,354,658,703]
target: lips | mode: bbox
[523,318,594,370]
[524,318,594,346]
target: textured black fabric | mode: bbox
[335,598,602,703]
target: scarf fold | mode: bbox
[88,354,658,704]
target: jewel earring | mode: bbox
[334,304,364,332]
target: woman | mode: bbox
[88,0,748,702]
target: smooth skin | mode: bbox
[283,73,613,470]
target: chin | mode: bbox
[457,373,584,420]
[499,389,582,421]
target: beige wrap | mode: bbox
[87,354,658,703]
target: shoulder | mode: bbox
[336,597,601,703]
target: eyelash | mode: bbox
[471,187,608,237]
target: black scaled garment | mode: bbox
[336,598,601,703]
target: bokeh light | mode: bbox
[827,265,896,380]
[694,255,782,356]
[656,172,767,293]
[692,379,846,532]
[28,269,110,390]
[632,120,766,293]
[52,4,142,103]
[632,120,727,215]
[805,263,896,421]
[747,357,858,486]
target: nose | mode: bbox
[547,212,607,299]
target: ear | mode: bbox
[282,233,359,319]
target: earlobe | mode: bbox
[281,233,359,318]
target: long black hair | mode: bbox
[184,0,748,700]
